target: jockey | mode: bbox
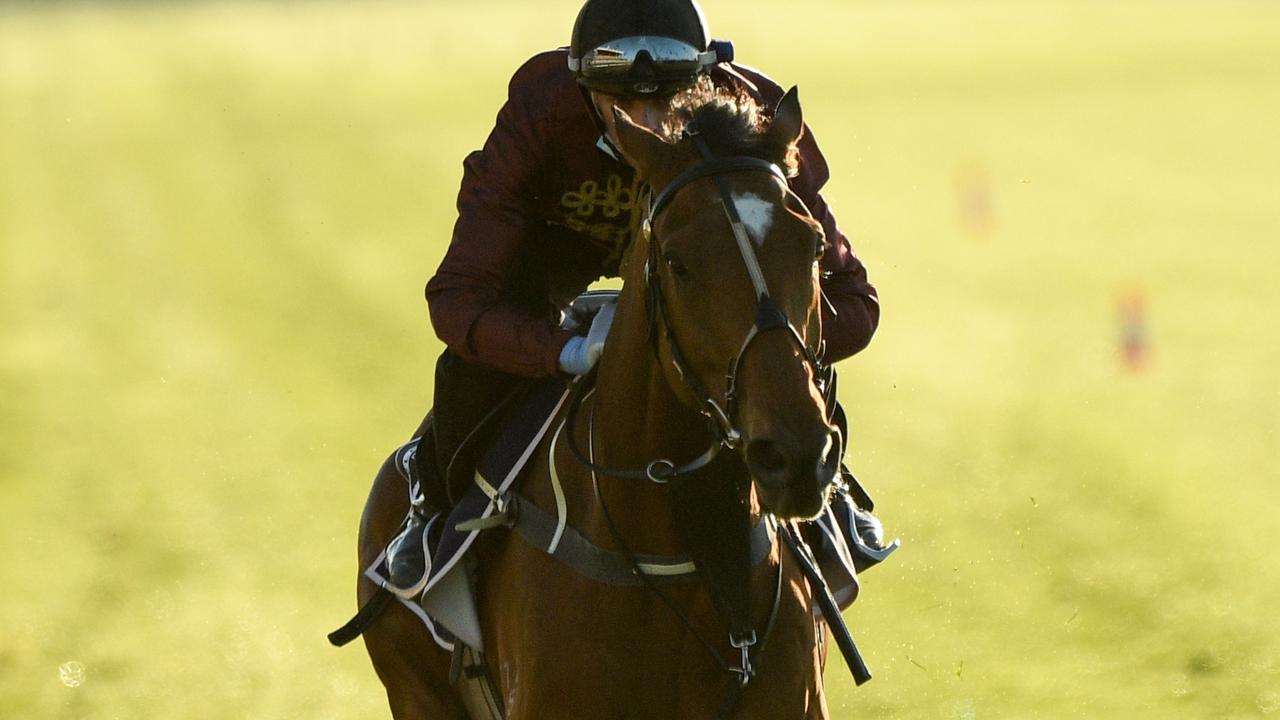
[387,0,886,590]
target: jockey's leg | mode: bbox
[387,350,525,590]
[426,350,528,496]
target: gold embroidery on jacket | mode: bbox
[559,174,643,270]
[561,175,636,218]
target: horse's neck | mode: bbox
[579,294,709,553]
[595,336,707,467]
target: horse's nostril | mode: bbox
[747,439,788,477]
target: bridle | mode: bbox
[648,135,832,445]
[566,133,834,482]
[558,133,843,712]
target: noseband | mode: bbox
[567,134,832,483]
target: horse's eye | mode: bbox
[665,255,690,278]
[814,234,828,261]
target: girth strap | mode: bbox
[500,492,777,587]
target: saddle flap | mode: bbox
[419,556,485,651]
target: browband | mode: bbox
[649,156,787,220]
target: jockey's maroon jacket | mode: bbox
[426,50,879,378]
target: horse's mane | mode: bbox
[664,78,800,177]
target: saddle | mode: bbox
[331,333,898,712]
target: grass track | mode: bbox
[2,1,1278,717]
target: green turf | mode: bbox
[2,1,1278,717]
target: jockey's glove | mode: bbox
[558,301,617,376]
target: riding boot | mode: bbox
[386,428,446,594]
[386,512,431,595]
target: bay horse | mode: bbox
[354,85,846,719]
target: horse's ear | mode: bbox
[767,86,805,158]
[612,106,669,178]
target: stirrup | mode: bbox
[847,505,900,571]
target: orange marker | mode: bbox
[1116,287,1150,372]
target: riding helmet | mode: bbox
[568,0,733,96]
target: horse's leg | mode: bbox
[358,451,468,719]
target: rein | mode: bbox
[564,367,724,482]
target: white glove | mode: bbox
[560,292,618,330]
[558,301,617,376]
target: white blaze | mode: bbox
[731,192,774,247]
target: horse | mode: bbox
[353,84,846,719]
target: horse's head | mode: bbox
[613,85,839,520]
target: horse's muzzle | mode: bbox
[746,427,840,520]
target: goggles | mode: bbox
[569,35,734,96]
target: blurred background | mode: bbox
[2,1,1278,717]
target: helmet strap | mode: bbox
[579,86,611,140]
[578,85,627,163]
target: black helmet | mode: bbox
[568,0,733,97]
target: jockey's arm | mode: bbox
[425,60,577,379]
[717,62,879,363]
[790,125,881,364]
